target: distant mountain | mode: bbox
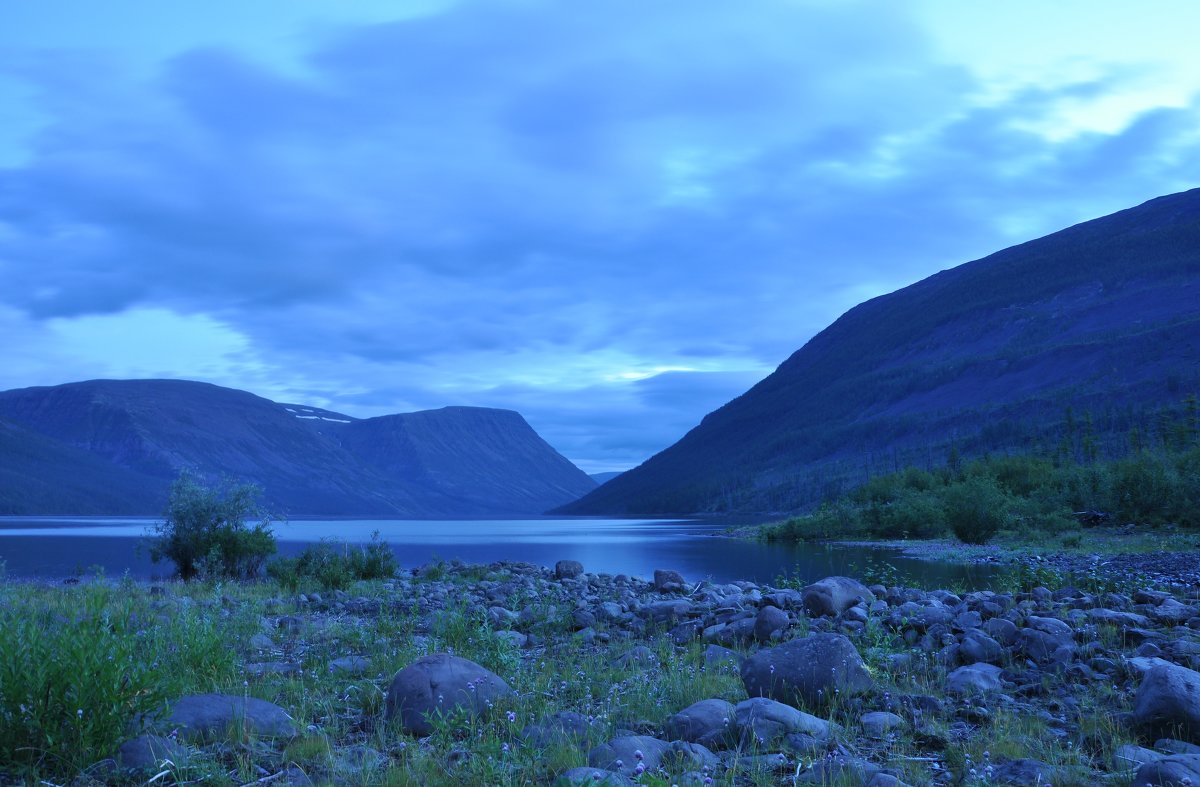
[0,379,595,516]
[561,188,1200,515]
[589,471,624,485]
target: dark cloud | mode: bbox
[1,1,1198,468]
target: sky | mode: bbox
[1,1,1199,474]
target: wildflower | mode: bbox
[502,743,510,753]
[506,710,516,723]
[634,749,644,761]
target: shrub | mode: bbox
[943,476,1010,545]
[267,532,397,591]
[148,472,276,580]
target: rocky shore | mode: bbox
[6,558,1200,785]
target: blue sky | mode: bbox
[2,1,1199,473]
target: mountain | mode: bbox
[0,379,595,516]
[561,188,1200,515]
[589,471,624,485]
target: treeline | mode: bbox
[762,396,1200,545]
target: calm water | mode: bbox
[0,517,995,588]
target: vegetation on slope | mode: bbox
[762,397,1200,545]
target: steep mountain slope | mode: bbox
[0,380,595,515]
[0,417,163,514]
[561,188,1200,515]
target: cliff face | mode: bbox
[560,188,1200,515]
[0,380,595,516]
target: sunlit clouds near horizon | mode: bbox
[2,0,1199,472]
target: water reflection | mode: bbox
[0,516,996,589]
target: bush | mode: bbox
[148,472,276,580]
[267,532,397,591]
[943,477,1010,545]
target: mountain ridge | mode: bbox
[559,187,1200,515]
[0,379,596,516]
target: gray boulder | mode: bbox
[946,663,1003,695]
[959,629,1005,665]
[116,734,190,771]
[556,767,635,786]
[522,711,599,748]
[754,605,790,642]
[663,698,736,749]
[654,568,686,591]
[166,693,296,742]
[384,653,513,736]
[861,711,905,738]
[802,576,875,617]
[741,633,873,708]
[1134,663,1200,742]
[555,560,584,580]
[588,735,670,778]
[734,697,837,747]
[1134,754,1200,786]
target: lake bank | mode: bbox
[5,557,1200,785]
[0,516,1000,589]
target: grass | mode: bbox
[0,559,1174,786]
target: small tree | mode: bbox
[149,472,276,580]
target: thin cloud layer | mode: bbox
[1,1,1198,472]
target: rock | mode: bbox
[115,734,190,771]
[588,735,670,778]
[1113,743,1163,770]
[1157,739,1200,755]
[654,569,686,591]
[741,633,873,708]
[797,754,881,784]
[982,617,1019,646]
[1087,608,1152,628]
[556,767,635,786]
[522,711,600,748]
[754,605,790,642]
[384,654,513,737]
[1134,755,1200,787]
[959,629,1005,664]
[1018,628,1072,662]
[244,661,301,677]
[167,693,297,742]
[802,576,876,617]
[989,758,1060,785]
[248,633,275,650]
[329,656,371,676]
[1134,663,1200,742]
[555,560,584,580]
[704,644,742,670]
[661,740,720,772]
[612,646,657,669]
[663,699,736,749]
[946,663,1003,695]
[734,697,837,747]
[861,711,905,738]
[1128,656,1179,677]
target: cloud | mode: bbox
[0,1,1198,469]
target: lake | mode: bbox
[0,516,996,588]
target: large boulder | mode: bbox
[1134,754,1200,786]
[588,735,670,778]
[384,653,513,736]
[734,697,838,748]
[1134,664,1200,743]
[946,663,1003,695]
[166,693,296,742]
[802,576,876,618]
[663,698,737,749]
[741,633,873,709]
[116,734,190,771]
